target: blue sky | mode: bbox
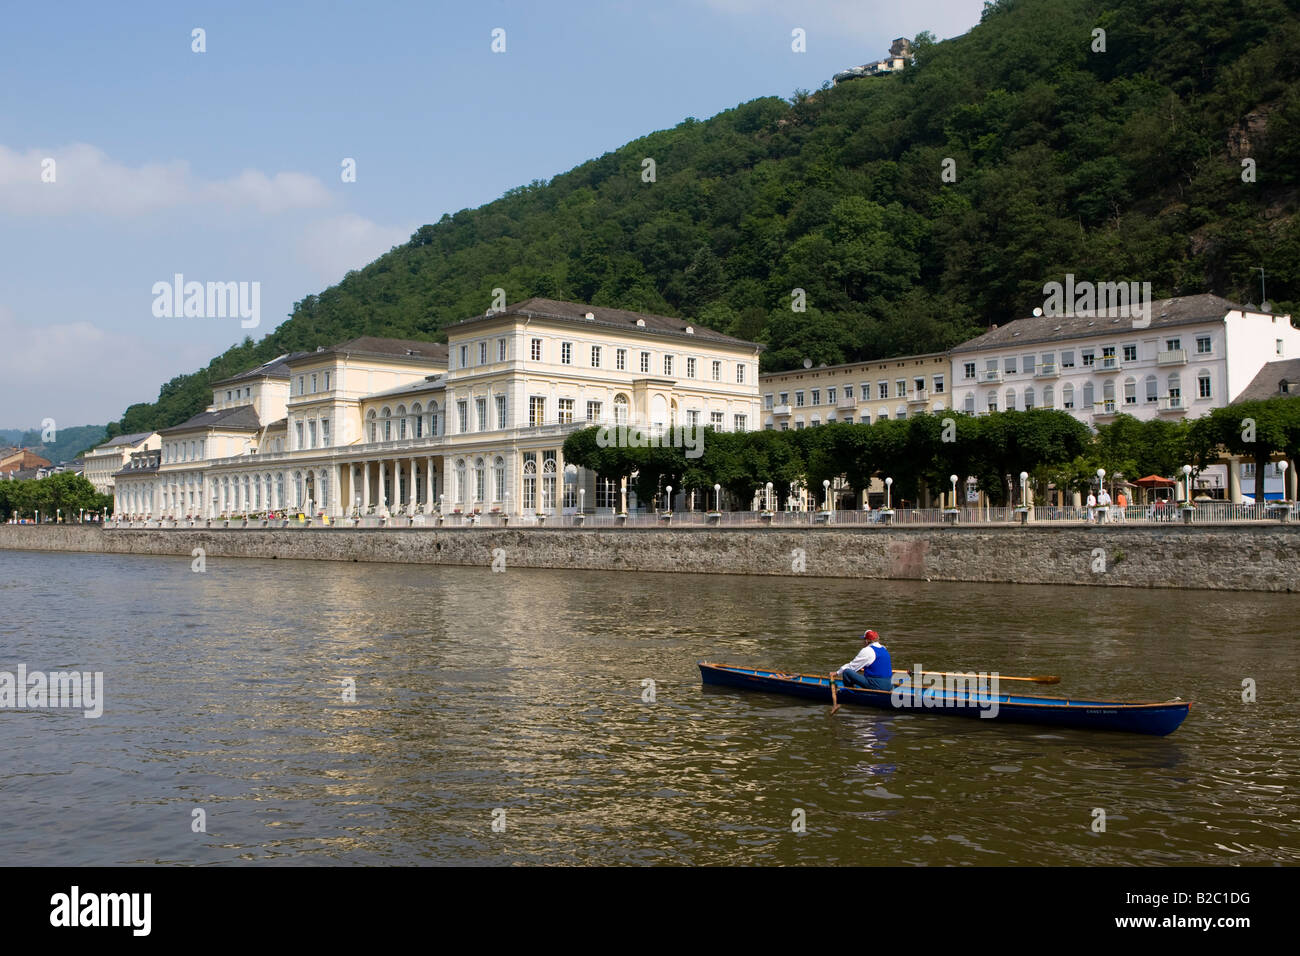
[0,0,984,430]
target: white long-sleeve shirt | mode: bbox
[838,643,879,676]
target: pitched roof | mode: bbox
[100,431,154,448]
[451,298,760,348]
[159,404,262,435]
[1233,358,1300,403]
[292,338,449,364]
[951,294,1249,354]
[212,353,310,387]
[364,374,447,401]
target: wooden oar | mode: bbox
[893,669,1059,685]
[828,672,841,716]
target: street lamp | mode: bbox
[713,483,721,512]
[665,485,672,513]
[885,476,893,511]
[765,481,773,513]
[822,478,830,512]
[1020,471,1029,508]
[1279,460,1289,501]
[1182,464,1193,504]
[950,474,959,510]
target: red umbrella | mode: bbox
[1133,474,1176,486]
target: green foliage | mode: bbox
[0,473,110,521]
[110,0,1300,435]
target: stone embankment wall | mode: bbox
[1,524,1296,591]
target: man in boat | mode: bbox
[836,629,893,691]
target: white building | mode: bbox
[82,431,159,494]
[950,294,1300,496]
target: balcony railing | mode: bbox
[981,369,1004,384]
[1034,364,1058,378]
[908,389,928,404]
[837,395,857,409]
[1158,395,1185,412]
[1093,400,1118,417]
[1099,356,1123,372]
[1157,349,1188,366]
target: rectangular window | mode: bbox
[457,401,468,433]
[711,411,724,428]
[1199,375,1212,399]
[734,414,747,431]
[499,338,507,361]
[827,387,836,404]
[460,345,468,368]
[664,355,673,376]
[591,345,601,368]
[686,357,696,378]
[308,420,316,448]
[896,379,906,398]
[963,362,975,380]
[311,373,318,393]
[226,390,232,402]
[711,360,721,381]
[1004,357,1016,374]
[1165,338,1181,352]
[476,398,487,431]
[878,382,889,400]
[640,352,651,374]
[298,376,304,395]
[1082,349,1095,367]
[779,392,789,405]
[295,422,303,448]
[1022,354,1035,374]
[479,341,487,365]
[531,339,543,361]
[914,377,925,394]
[1196,336,1212,354]
[737,364,746,384]
[764,394,774,409]
[844,384,854,399]
[496,395,507,429]
[795,391,805,407]
[1124,381,1136,405]
[616,348,627,370]
[811,389,821,405]
[1061,350,1076,369]
[933,375,945,394]
[529,396,545,427]
[687,410,700,428]
[1278,339,1284,356]
[558,399,574,424]
[561,342,572,365]
[1123,344,1138,362]
[586,400,601,422]
[321,419,330,445]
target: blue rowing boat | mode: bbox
[698,662,1191,736]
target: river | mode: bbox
[1,549,1296,865]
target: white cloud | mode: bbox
[0,304,209,428]
[0,143,332,217]
[296,214,414,285]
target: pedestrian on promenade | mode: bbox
[1086,491,1097,523]
[1098,488,1112,523]
[1115,490,1127,522]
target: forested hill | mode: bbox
[111,0,1300,438]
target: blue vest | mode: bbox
[863,643,892,679]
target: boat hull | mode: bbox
[698,662,1190,736]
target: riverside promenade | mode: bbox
[2,522,1297,592]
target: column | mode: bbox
[408,457,417,510]
[1288,459,1297,501]
[331,464,342,517]
[363,461,371,510]
[1228,457,1241,503]
[395,459,404,511]
[425,456,434,509]
[378,460,387,513]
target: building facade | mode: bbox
[113,299,762,519]
[82,432,159,494]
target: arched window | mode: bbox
[1145,374,1159,404]
[1082,381,1095,409]
[367,409,377,443]
[1197,370,1211,400]
[320,469,329,509]
[1168,373,1181,406]
[429,401,439,437]
[243,476,251,509]
[493,456,505,501]
[986,391,998,413]
[1102,380,1115,411]
[1062,383,1074,409]
[1043,384,1054,409]
[412,403,423,439]
[264,474,273,508]
[522,453,537,510]
[382,406,392,442]
[963,393,975,414]
[614,394,630,425]
[1005,388,1016,411]
[474,457,486,502]
[294,471,303,507]
[397,404,407,440]
[541,452,557,510]
[275,472,284,506]
[455,459,467,503]
[1024,386,1035,410]
[1123,376,1137,406]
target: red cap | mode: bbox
[863,629,880,643]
